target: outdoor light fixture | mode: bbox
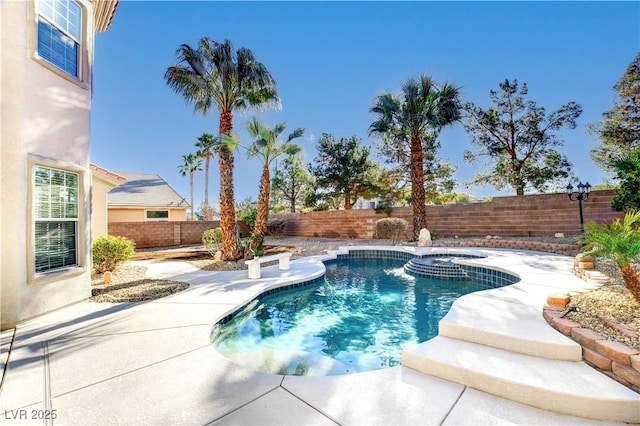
[566,181,591,233]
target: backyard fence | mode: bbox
[108,190,623,249]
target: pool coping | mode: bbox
[1,246,638,424]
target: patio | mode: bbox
[1,248,638,425]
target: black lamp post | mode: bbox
[566,181,591,233]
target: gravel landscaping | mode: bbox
[90,265,189,302]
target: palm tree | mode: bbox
[194,133,216,220]
[165,38,279,260]
[369,75,461,240]
[246,117,305,251]
[583,210,640,304]
[178,153,203,221]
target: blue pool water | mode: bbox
[211,258,491,375]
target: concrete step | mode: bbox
[404,257,468,279]
[438,294,582,361]
[403,336,640,423]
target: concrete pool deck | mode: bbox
[1,247,638,425]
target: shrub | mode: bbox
[238,205,257,232]
[375,218,409,244]
[266,219,287,237]
[202,227,223,256]
[244,234,265,258]
[93,235,135,274]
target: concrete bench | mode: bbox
[245,252,292,279]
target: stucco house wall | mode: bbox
[1,1,118,329]
[108,208,187,222]
[91,164,126,238]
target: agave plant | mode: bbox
[582,210,640,304]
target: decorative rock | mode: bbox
[546,293,570,308]
[543,307,564,322]
[612,362,640,387]
[551,317,581,336]
[571,328,603,350]
[631,354,640,372]
[576,253,593,262]
[595,340,640,366]
[103,271,112,285]
[417,228,432,247]
[578,262,595,270]
[583,347,613,371]
[554,232,565,238]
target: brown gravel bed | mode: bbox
[90,265,189,303]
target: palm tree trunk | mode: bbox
[618,262,640,304]
[410,136,427,240]
[189,172,195,221]
[250,165,271,251]
[203,154,211,220]
[219,110,242,260]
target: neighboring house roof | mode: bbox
[108,172,190,208]
[90,163,127,187]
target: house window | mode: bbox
[37,0,82,78]
[146,210,169,220]
[34,166,79,273]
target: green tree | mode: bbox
[165,38,279,260]
[178,153,203,221]
[372,168,411,209]
[589,52,640,170]
[272,152,312,213]
[369,75,462,239]
[610,148,640,212]
[309,134,381,210]
[583,210,640,304]
[194,133,216,220]
[246,118,305,251]
[464,79,582,196]
[375,134,458,205]
[302,178,341,211]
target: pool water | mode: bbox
[211,258,490,375]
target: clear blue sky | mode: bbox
[90,1,640,210]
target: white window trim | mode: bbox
[27,154,88,285]
[30,0,91,89]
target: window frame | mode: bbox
[34,166,80,273]
[32,0,88,86]
[27,155,87,285]
[146,210,170,221]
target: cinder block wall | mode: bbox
[107,191,622,248]
[272,190,622,239]
[108,221,221,248]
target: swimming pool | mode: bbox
[211,255,518,376]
